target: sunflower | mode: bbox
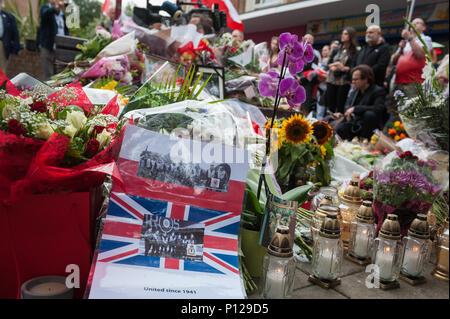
[311,121,333,145]
[281,113,312,145]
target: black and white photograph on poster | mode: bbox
[136,147,232,193]
[197,66,225,100]
[139,215,204,261]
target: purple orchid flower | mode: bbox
[302,39,315,63]
[279,78,306,108]
[278,32,304,75]
[258,71,280,98]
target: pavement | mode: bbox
[248,251,449,299]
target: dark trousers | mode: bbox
[325,83,351,114]
[336,110,379,140]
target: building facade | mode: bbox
[236,0,448,56]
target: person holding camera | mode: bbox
[334,65,387,140]
[38,0,69,81]
[324,27,359,114]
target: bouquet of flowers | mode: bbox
[81,55,133,85]
[271,116,335,192]
[0,74,124,204]
[373,149,449,235]
[395,20,449,152]
[387,120,408,142]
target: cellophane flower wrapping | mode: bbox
[0,76,125,205]
[372,147,449,235]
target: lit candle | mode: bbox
[264,267,285,299]
[376,246,394,281]
[353,228,369,258]
[21,276,73,299]
[29,282,68,295]
[315,247,334,280]
[402,244,421,277]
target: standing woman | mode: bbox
[325,27,359,114]
[268,36,281,71]
[320,45,330,69]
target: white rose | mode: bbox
[64,125,78,139]
[66,111,87,131]
[35,122,55,140]
[96,129,112,149]
[421,61,435,81]
[96,29,112,40]
[2,104,15,119]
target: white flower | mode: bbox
[421,61,435,81]
[35,122,54,140]
[64,125,78,139]
[121,72,133,84]
[2,104,15,119]
[96,129,112,149]
[96,28,112,40]
[66,111,87,131]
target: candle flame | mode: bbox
[276,268,283,273]
[361,229,367,235]
[384,246,391,253]
[413,246,419,253]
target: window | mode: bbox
[254,0,284,9]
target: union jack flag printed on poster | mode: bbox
[88,126,250,299]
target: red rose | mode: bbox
[90,125,105,138]
[177,78,185,87]
[84,139,100,158]
[29,101,47,113]
[7,119,27,136]
[230,46,238,53]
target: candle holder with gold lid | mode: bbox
[260,225,296,299]
[372,214,404,290]
[399,214,432,285]
[346,200,377,265]
[311,203,342,243]
[339,172,363,251]
[309,209,343,289]
[432,217,449,282]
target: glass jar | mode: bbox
[348,201,376,261]
[311,212,343,281]
[432,217,449,281]
[401,214,431,278]
[260,226,296,299]
[372,214,404,283]
[311,204,342,243]
[310,187,340,212]
[339,173,363,250]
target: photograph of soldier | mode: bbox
[139,214,204,261]
[136,147,232,193]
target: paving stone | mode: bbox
[333,262,449,299]
[291,284,348,299]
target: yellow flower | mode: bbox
[394,135,401,141]
[320,145,327,159]
[100,80,118,91]
[308,161,318,167]
[281,113,312,145]
[311,121,333,145]
[394,121,401,128]
[268,127,283,154]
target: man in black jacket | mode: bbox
[39,0,69,80]
[0,0,20,74]
[354,25,390,87]
[335,64,387,140]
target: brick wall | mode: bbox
[5,49,43,81]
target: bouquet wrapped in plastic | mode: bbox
[372,148,449,235]
[81,55,132,84]
[0,74,124,204]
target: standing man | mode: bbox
[0,0,20,74]
[354,25,391,87]
[39,0,69,81]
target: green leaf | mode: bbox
[280,184,314,204]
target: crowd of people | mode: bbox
[261,19,449,141]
